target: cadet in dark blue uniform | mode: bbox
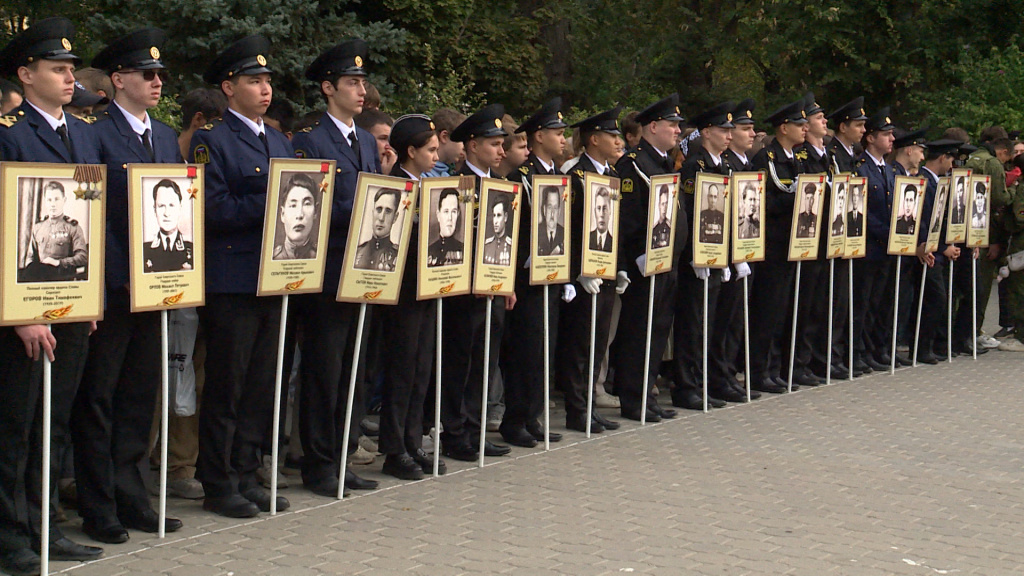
[500,98,567,447]
[73,27,184,545]
[290,40,382,496]
[0,17,104,574]
[612,94,684,422]
[188,35,293,518]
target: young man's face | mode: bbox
[807,112,828,139]
[503,137,529,168]
[778,122,806,148]
[731,124,755,153]
[324,75,365,119]
[224,73,272,118]
[906,145,925,169]
[437,131,463,164]
[469,136,505,170]
[594,192,610,233]
[702,126,732,155]
[591,131,619,161]
[535,127,566,160]
[113,68,164,110]
[838,119,866,144]
[647,119,681,153]
[154,185,182,235]
[491,201,507,236]
[368,122,392,161]
[280,186,315,244]
[1,89,23,114]
[996,147,1013,164]
[43,186,66,219]
[866,130,895,156]
[20,60,76,109]
[372,192,398,238]
[437,194,459,237]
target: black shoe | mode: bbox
[771,376,800,391]
[82,518,128,544]
[650,403,678,418]
[382,453,424,481]
[499,426,538,448]
[933,351,948,362]
[830,365,851,380]
[566,413,602,433]
[620,407,660,422]
[852,358,871,375]
[120,509,183,534]
[345,469,379,490]
[672,389,704,410]
[359,418,380,437]
[731,382,761,400]
[895,354,913,367]
[875,353,892,365]
[592,412,620,430]
[525,423,562,443]
[709,385,748,403]
[240,486,290,512]
[864,356,888,371]
[40,537,103,561]
[792,371,822,387]
[0,548,39,576]
[305,477,348,498]
[203,494,260,518]
[916,352,939,365]
[411,449,446,475]
[484,440,511,457]
[442,443,478,461]
[751,378,787,394]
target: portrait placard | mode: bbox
[692,172,730,268]
[127,164,205,311]
[580,173,620,280]
[924,176,950,253]
[945,168,971,245]
[967,173,991,248]
[887,175,926,256]
[642,173,679,276]
[843,176,867,258]
[529,174,570,285]
[417,175,476,300]
[0,162,106,325]
[256,158,335,296]
[826,174,850,259]
[730,171,765,264]
[787,173,826,261]
[472,178,521,297]
[337,173,418,304]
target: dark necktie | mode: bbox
[55,124,72,156]
[348,132,362,164]
[141,129,155,162]
[258,131,270,156]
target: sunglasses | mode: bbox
[125,69,170,82]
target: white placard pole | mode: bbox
[478,296,494,468]
[848,260,855,381]
[702,275,709,413]
[640,276,656,424]
[269,296,288,514]
[585,293,596,438]
[787,262,802,393]
[337,302,368,498]
[743,275,751,402]
[826,259,834,385]
[433,300,442,476]
[948,259,954,363]
[890,259,901,374]
[971,255,978,360]
[913,267,927,367]
[543,286,551,449]
[159,311,170,532]
[40,327,52,576]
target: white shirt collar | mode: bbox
[707,150,722,166]
[920,165,939,181]
[584,152,608,175]
[837,138,855,157]
[327,112,356,141]
[26,99,65,132]
[401,167,420,181]
[535,155,554,173]
[865,150,886,168]
[228,107,264,136]
[729,149,748,165]
[113,100,152,136]
[812,143,826,157]
[465,160,490,179]
[781,146,794,159]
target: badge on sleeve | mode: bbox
[294,149,306,159]
[683,179,695,194]
[622,179,633,193]
[192,145,210,164]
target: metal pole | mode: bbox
[640,276,656,424]
[913,266,927,367]
[743,275,751,402]
[972,254,978,360]
[543,285,551,450]
[788,262,802,393]
[159,311,170,533]
[40,326,52,576]
[890,258,901,374]
[433,299,442,476]
[586,292,596,436]
[269,296,288,514]
[702,275,709,412]
[478,296,493,468]
[849,259,855,381]
[826,259,834,385]
[948,259,954,364]
[337,303,368,498]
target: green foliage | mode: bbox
[149,94,181,132]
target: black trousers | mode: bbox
[197,294,281,498]
[749,259,796,381]
[613,270,678,413]
[379,272,436,456]
[852,258,894,360]
[0,323,89,553]
[793,259,828,374]
[710,273,745,386]
[556,282,615,419]
[672,269,721,394]
[440,294,505,449]
[297,293,366,485]
[916,259,948,354]
[72,289,160,525]
[501,276,559,431]
[807,259,850,373]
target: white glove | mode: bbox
[998,265,1010,281]
[722,266,732,282]
[635,254,646,272]
[562,283,577,302]
[734,262,751,280]
[615,270,630,294]
[690,261,710,280]
[577,274,602,295]
[523,255,531,269]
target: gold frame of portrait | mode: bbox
[924,176,951,254]
[643,173,679,276]
[337,173,418,305]
[887,175,927,256]
[580,172,620,280]
[529,174,571,285]
[256,158,336,297]
[843,176,868,259]
[127,164,205,312]
[945,168,971,245]
[0,162,107,325]
[966,173,991,248]
[730,171,766,264]
[472,178,521,297]
[787,173,827,261]
[826,174,850,259]
[691,172,730,269]
[416,175,476,300]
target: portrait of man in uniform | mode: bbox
[354,186,402,271]
[589,184,613,252]
[144,178,194,273]
[795,182,818,239]
[931,182,948,234]
[971,181,988,229]
[895,184,918,235]
[18,179,89,283]
[736,181,760,240]
[537,185,565,256]
[847,183,865,237]
[273,173,321,261]
[650,184,672,249]
[831,182,846,237]
[951,176,967,225]
[427,187,464,267]
[482,192,512,266]
[698,182,725,244]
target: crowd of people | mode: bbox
[2,17,1024,576]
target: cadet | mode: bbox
[74,27,185,545]
[558,106,624,433]
[747,98,808,394]
[501,98,567,447]
[290,39,381,497]
[613,94,684,421]
[0,17,104,573]
[188,35,293,518]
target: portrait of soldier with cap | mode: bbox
[650,184,672,248]
[143,177,194,272]
[895,183,918,235]
[272,172,321,261]
[483,191,513,265]
[971,180,988,230]
[354,186,402,271]
[795,182,819,239]
[20,179,89,282]
[427,187,464,266]
[698,181,725,244]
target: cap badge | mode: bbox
[727,113,733,122]
[675,106,680,114]
[429,121,435,130]
[746,110,752,118]
[860,108,865,115]
[256,54,267,66]
[885,117,891,124]
[354,55,363,68]
[150,46,160,60]
[801,110,806,118]
[61,38,72,51]
[557,112,563,120]
[494,118,502,128]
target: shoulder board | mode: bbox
[199,123,215,131]
[627,152,637,159]
[64,216,78,225]
[0,114,21,128]
[767,150,774,161]
[519,165,529,174]
[297,126,313,134]
[795,149,808,160]
[697,159,705,169]
[74,114,98,124]
[574,169,584,179]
